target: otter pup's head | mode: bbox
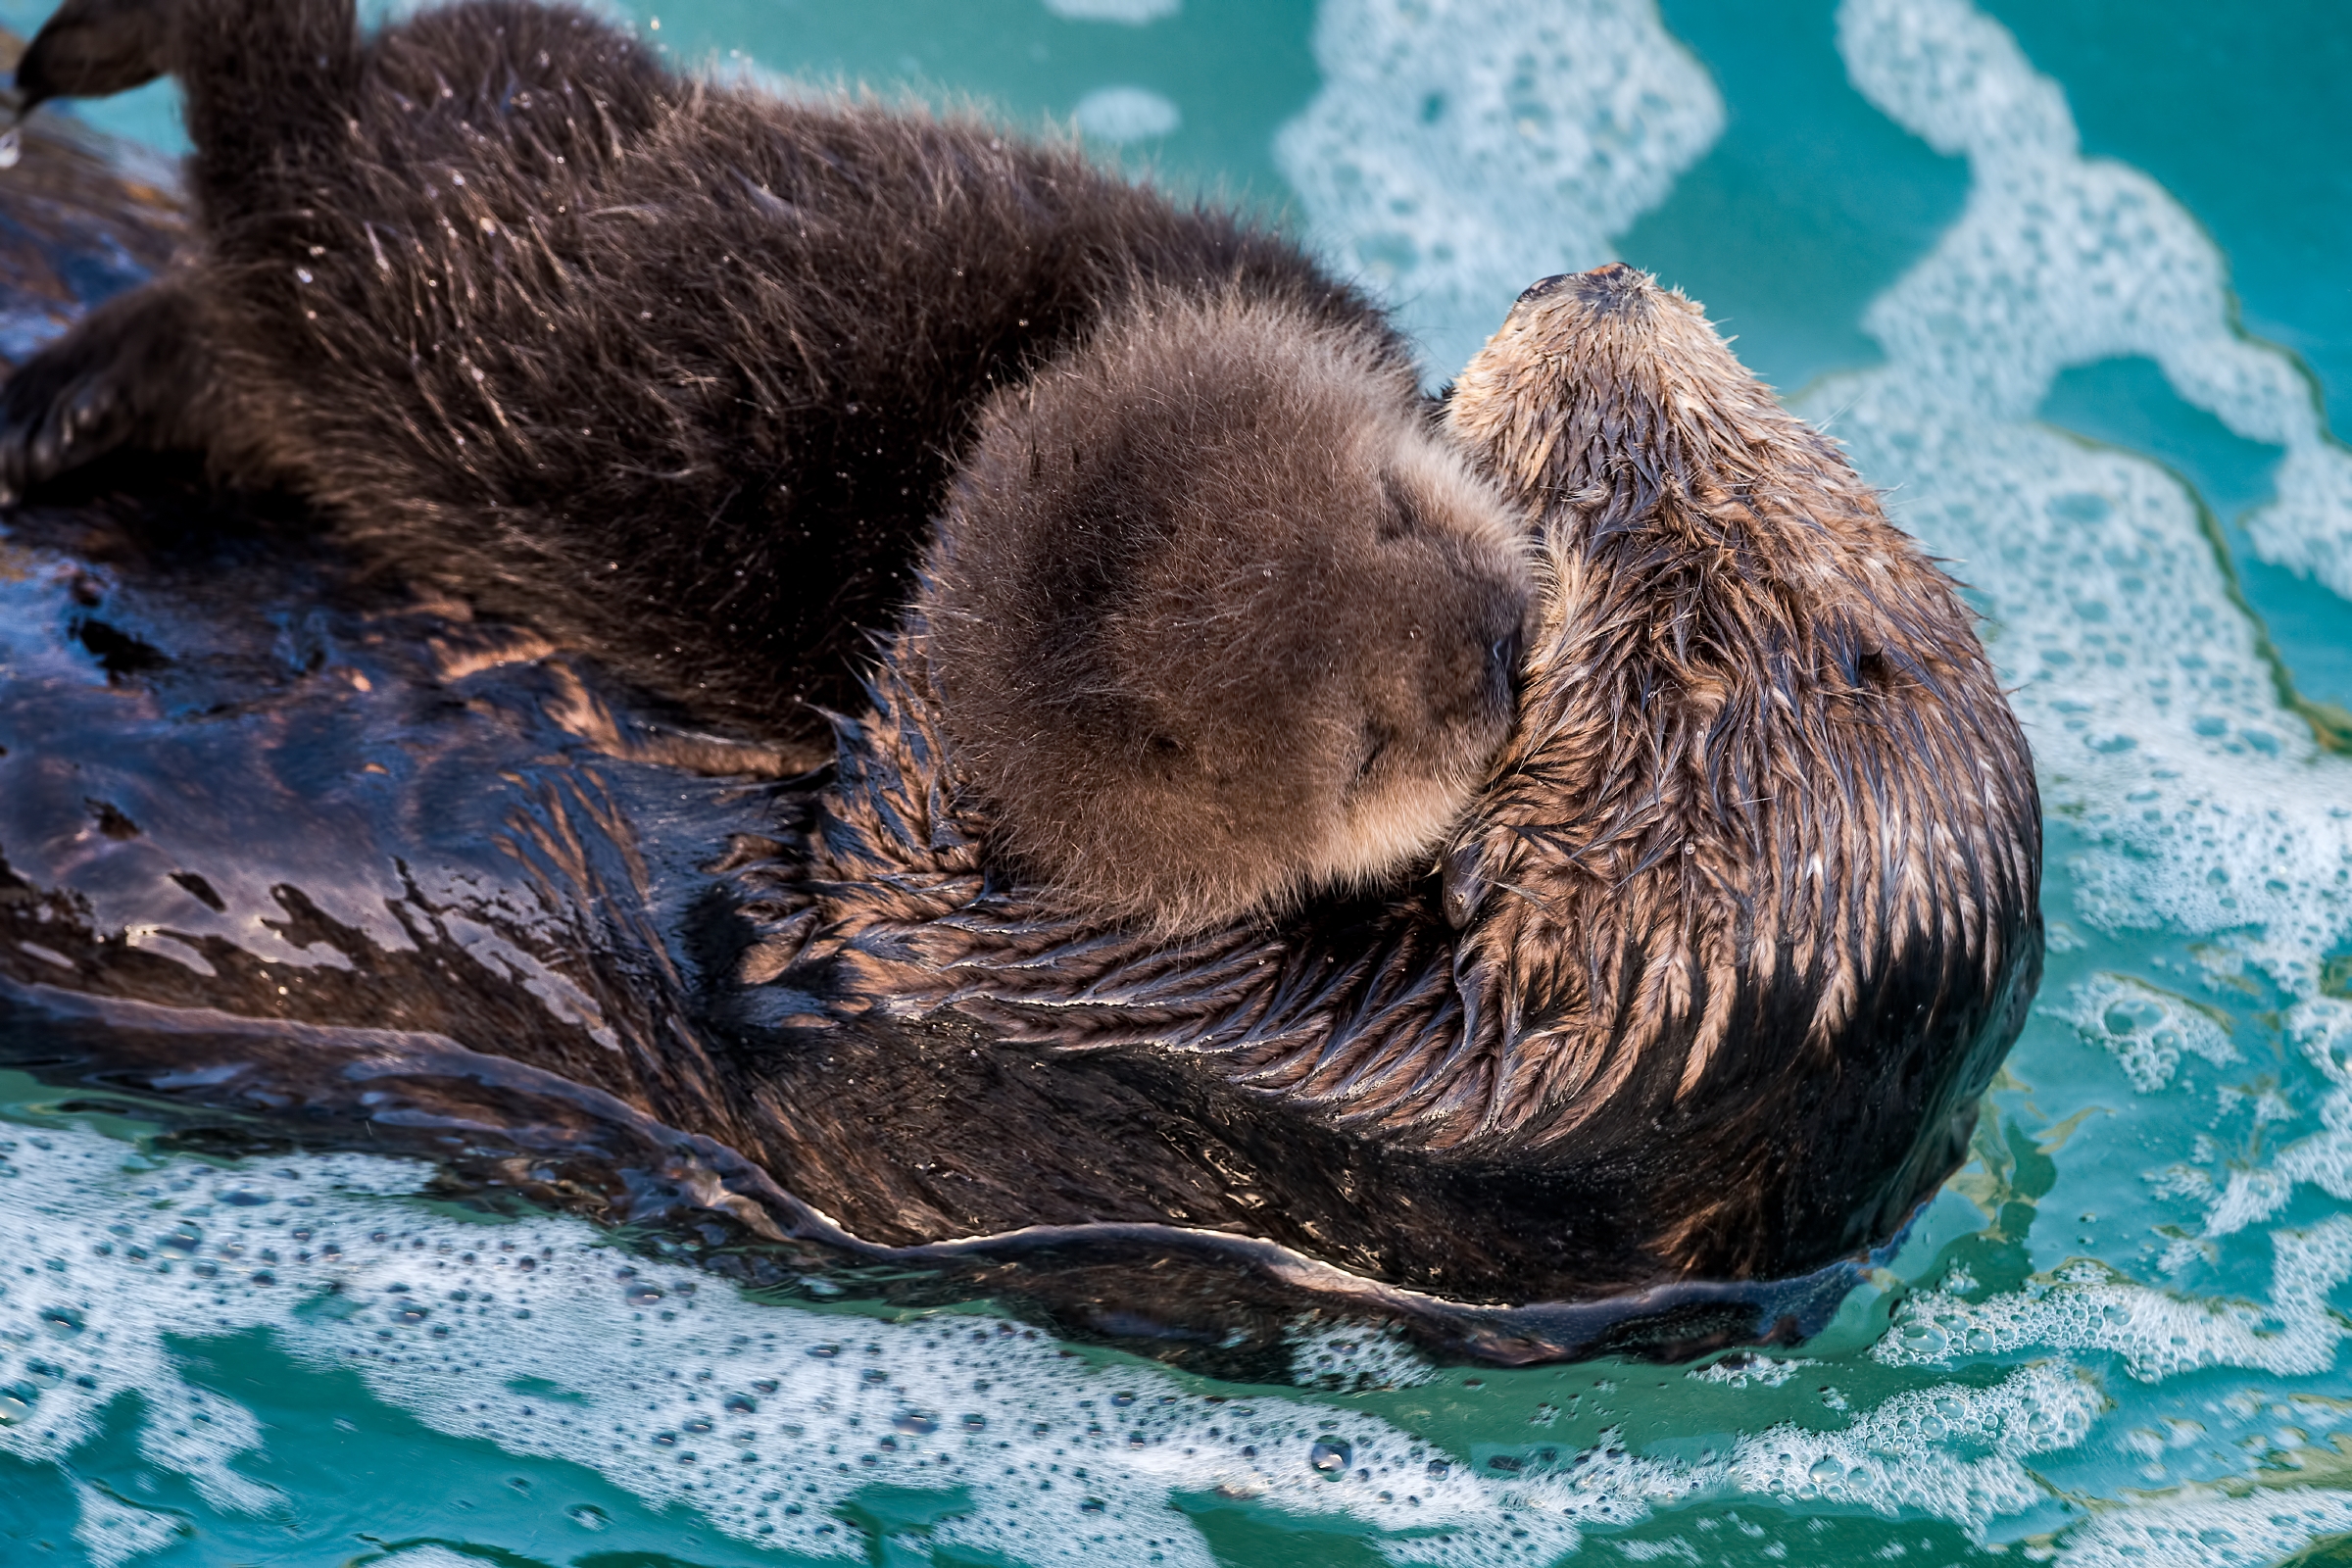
[921,291,1531,936]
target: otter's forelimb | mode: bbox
[0,279,213,501]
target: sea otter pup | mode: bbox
[0,0,1529,934]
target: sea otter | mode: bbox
[0,10,2039,1351]
[0,0,1529,935]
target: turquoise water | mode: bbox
[4,0,2352,1564]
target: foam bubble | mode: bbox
[1043,0,1180,21]
[2052,1492,2352,1568]
[2053,974,2238,1093]
[1873,1219,2352,1382]
[1274,0,1724,375]
[1072,85,1182,142]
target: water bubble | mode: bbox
[218,1189,272,1207]
[1309,1439,1353,1476]
[1808,1457,1841,1484]
[160,1222,204,1252]
[807,1343,841,1359]
[682,1418,711,1435]
[723,1393,758,1414]
[566,1504,610,1531]
[39,1306,83,1339]
[1111,1392,1138,1406]
[960,1413,987,1432]
[622,1284,662,1307]
[894,1411,939,1437]
[0,1384,36,1424]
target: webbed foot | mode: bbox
[16,0,176,117]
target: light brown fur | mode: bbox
[925,289,1530,935]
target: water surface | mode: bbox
[4,1,2351,1565]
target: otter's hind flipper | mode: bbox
[15,0,172,113]
[17,0,359,237]
[0,281,213,502]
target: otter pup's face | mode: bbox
[922,292,1531,936]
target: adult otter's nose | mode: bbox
[1513,262,1654,310]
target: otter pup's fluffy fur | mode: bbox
[1,0,1528,934]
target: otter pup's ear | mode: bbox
[921,291,1532,937]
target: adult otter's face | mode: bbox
[1412,262,2037,1150]
[923,292,1531,936]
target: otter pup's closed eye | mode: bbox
[926,291,1531,934]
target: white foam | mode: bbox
[1831,0,2352,605]
[1810,0,2352,1004]
[1874,1220,2352,1383]
[1274,0,1724,376]
[2051,1492,2352,1568]
[0,1124,1613,1567]
[1043,0,1180,22]
[2052,974,2238,1093]
[1073,85,1182,142]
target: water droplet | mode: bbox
[807,1343,841,1359]
[218,1188,272,1206]
[0,1385,36,1424]
[1807,1456,1841,1483]
[623,1284,662,1306]
[40,1306,83,1339]
[1110,1392,1137,1406]
[894,1411,938,1436]
[723,1393,758,1414]
[160,1222,203,1252]
[959,1413,987,1433]
[1309,1439,1352,1475]
[682,1417,712,1435]
[566,1504,610,1531]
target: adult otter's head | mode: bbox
[1422,263,2039,1171]
[920,290,1530,936]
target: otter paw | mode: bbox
[0,354,134,504]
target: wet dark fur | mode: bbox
[3,0,1526,937]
